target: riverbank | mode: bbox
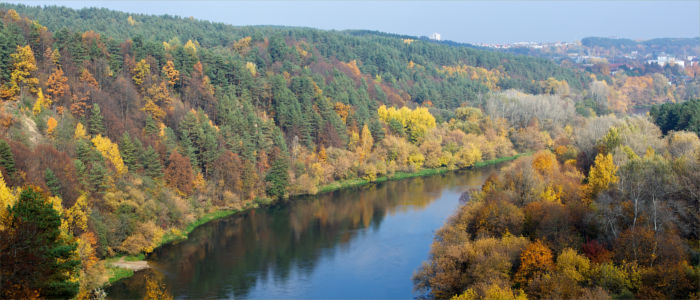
[102,152,528,285]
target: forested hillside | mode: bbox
[0,4,697,299]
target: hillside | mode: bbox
[1,4,698,300]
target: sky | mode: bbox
[5,1,700,44]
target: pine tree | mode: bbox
[119,133,141,171]
[87,162,108,195]
[265,155,289,199]
[0,188,80,299]
[44,168,62,197]
[142,146,163,178]
[0,140,16,179]
[144,115,159,136]
[87,103,105,135]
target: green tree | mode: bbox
[87,103,105,135]
[265,155,289,199]
[142,146,163,178]
[44,168,61,197]
[0,187,80,299]
[119,132,141,171]
[0,139,16,179]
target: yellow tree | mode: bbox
[64,193,89,235]
[32,88,49,115]
[142,82,173,122]
[584,152,618,202]
[91,135,128,175]
[357,124,374,161]
[132,59,151,89]
[46,117,58,136]
[2,45,39,100]
[184,39,198,56]
[0,172,17,230]
[161,60,180,86]
[74,122,88,139]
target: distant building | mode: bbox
[429,33,441,41]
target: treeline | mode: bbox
[414,114,700,299]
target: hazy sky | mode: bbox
[6,1,700,44]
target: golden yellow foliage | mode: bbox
[74,122,88,139]
[441,64,506,90]
[6,9,20,21]
[357,124,374,161]
[143,275,173,300]
[3,45,39,100]
[91,135,128,175]
[584,152,618,201]
[334,102,353,123]
[233,36,252,54]
[132,59,150,87]
[127,15,136,26]
[65,193,89,234]
[514,240,554,285]
[46,117,58,135]
[246,62,257,77]
[0,172,17,230]
[161,60,179,86]
[32,88,50,115]
[184,39,198,55]
[377,105,436,142]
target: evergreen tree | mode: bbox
[87,162,108,195]
[0,188,79,299]
[144,114,159,136]
[142,146,163,178]
[44,168,62,197]
[87,103,105,135]
[119,132,141,171]
[0,139,16,178]
[265,155,289,199]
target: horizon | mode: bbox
[2,1,699,44]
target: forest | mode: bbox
[0,4,697,299]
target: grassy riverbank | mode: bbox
[103,152,528,284]
[317,152,528,195]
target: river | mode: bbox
[106,164,506,299]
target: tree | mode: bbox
[132,58,150,88]
[119,133,141,171]
[46,67,69,101]
[514,240,555,286]
[44,168,61,197]
[164,151,194,195]
[161,60,179,86]
[1,45,39,100]
[0,187,80,299]
[142,146,163,178]
[357,124,374,161]
[265,155,289,199]
[91,134,128,175]
[0,139,16,179]
[88,103,105,136]
[0,172,17,231]
[585,153,619,202]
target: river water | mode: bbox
[106,164,505,299]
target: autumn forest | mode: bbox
[0,3,698,299]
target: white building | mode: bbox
[429,33,441,41]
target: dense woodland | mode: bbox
[0,4,697,299]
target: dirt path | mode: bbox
[110,257,150,271]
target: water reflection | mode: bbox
[107,166,501,299]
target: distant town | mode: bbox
[475,37,700,85]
